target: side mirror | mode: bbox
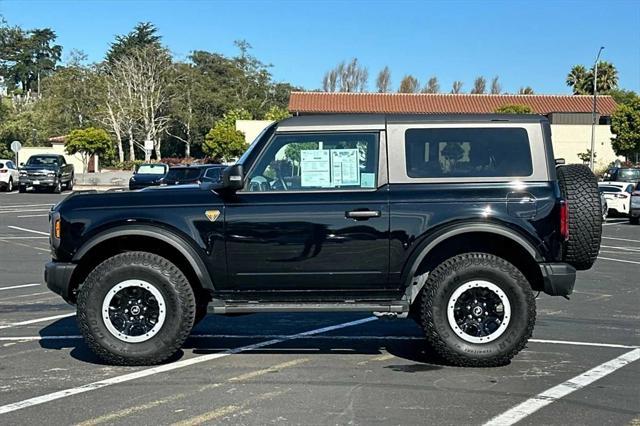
[19,162,24,167]
[221,164,244,192]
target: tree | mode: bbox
[398,75,419,93]
[495,104,534,114]
[518,86,535,95]
[566,62,619,95]
[322,58,368,92]
[376,66,391,93]
[577,149,596,164]
[610,97,640,160]
[203,109,252,162]
[0,23,62,93]
[451,81,463,94]
[607,88,637,106]
[166,62,197,158]
[490,76,501,94]
[471,76,486,94]
[422,76,439,93]
[65,127,113,173]
[106,22,161,65]
[264,105,291,121]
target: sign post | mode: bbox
[10,140,22,166]
[144,140,154,161]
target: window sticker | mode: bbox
[360,172,376,188]
[331,149,360,186]
[300,149,331,187]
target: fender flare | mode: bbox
[73,224,215,290]
[401,222,544,287]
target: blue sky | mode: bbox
[1,0,639,94]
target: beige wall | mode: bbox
[235,119,622,171]
[18,142,98,173]
[236,120,274,144]
[551,124,621,169]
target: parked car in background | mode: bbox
[19,154,74,193]
[602,167,640,183]
[0,159,20,192]
[159,164,226,186]
[598,182,635,216]
[129,163,168,190]
[630,183,640,225]
[600,192,608,220]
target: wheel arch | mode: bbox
[402,223,545,293]
[69,225,214,303]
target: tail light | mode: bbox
[615,193,628,199]
[0,169,7,173]
[560,200,569,241]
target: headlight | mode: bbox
[19,171,27,176]
[47,171,55,176]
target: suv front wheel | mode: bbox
[417,252,535,367]
[77,251,196,365]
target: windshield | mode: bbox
[27,156,58,166]
[599,185,622,193]
[619,169,640,180]
[165,168,201,181]
[137,164,167,175]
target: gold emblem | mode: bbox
[205,210,220,222]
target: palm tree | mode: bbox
[593,61,619,93]
[566,65,588,94]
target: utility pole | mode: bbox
[590,46,604,171]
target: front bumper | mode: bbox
[540,263,576,296]
[45,261,77,303]
[20,177,57,187]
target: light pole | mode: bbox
[590,46,604,171]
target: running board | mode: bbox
[207,301,409,315]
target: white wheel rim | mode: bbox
[101,280,166,343]
[446,280,511,344]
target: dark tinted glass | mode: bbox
[599,185,622,192]
[165,168,202,181]
[0,163,4,168]
[405,128,532,178]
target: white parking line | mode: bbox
[7,226,49,236]
[0,313,75,330]
[17,214,50,218]
[0,283,40,291]
[602,236,640,243]
[0,335,636,349]
[0,316,377,415]
[0,204,54,209]
[483,348,640,426]
[0,209,51,214]
[600,245,640,252]
[0,236,48,240]
[598,256,640,265]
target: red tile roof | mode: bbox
[288,92,618,116]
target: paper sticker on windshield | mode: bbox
[301,149,331,187]
[331,149,359,186]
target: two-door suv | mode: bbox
[45,114,602,367]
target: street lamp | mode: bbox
[590,46,605,171]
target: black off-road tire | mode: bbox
[66,175,74,190]
[556,164,602,270]
[77,251,196,366]
[417,253,535,367]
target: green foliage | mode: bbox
[577,149,596,163]
[65,127,113,172]
[607,88,637,106]
[398,75,419,93]
[106,22,161,65]
[113,159,145,171]
[264,105,291,121]
[610,98,640,159]
[0,23,62,93]
[202,109,251,162]
[495,104,534,114]
[566,62,618,95]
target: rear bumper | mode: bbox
[45,261,77,303]
[540,263,576,296]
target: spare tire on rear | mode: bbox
[556,164,602,270]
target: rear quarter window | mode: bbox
[405,128,533,178]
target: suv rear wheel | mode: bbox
[417,252,535,367]
[77,251,196,365]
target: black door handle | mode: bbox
[346,210,381,220]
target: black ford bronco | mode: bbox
[45,114,602,367]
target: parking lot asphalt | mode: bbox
[0,191,638,425]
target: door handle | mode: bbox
[346,210,381,220]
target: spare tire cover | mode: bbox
[556,164,602,270]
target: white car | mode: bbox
[0,159,20,192]
[598,181,635,215]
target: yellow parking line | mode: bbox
[76,394,185,426]
[357,353,395,365]
[172,391,287,426]
[228,358,309,382]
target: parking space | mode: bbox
[0,191,638,425]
